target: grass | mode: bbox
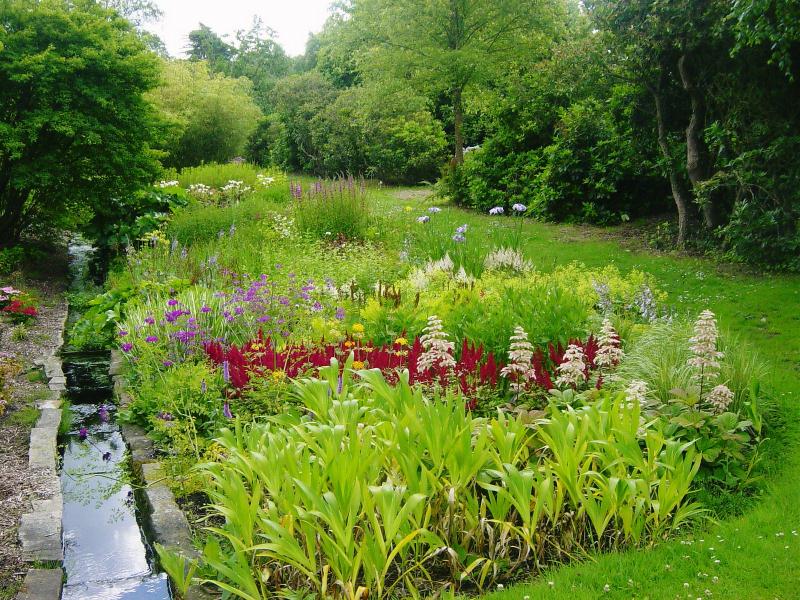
[379,187,800,599]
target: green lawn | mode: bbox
[386,188,800,599]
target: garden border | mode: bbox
[16,309,69,600]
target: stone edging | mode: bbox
[110,350,215,600]
[16,309,69,599]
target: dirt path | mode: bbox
[0,252,68,598]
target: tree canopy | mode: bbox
[0,0,162,244]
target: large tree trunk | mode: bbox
[452,86,465,167]
[0,188,27,247]
[651,84,692,246]
[678,53,719,229]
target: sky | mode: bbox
[145,0,334,58]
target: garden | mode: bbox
[1,1,798,598]
[60,163,773,599]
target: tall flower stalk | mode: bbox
[556,344,587,388]
[687,309,724,400]
[417,315,456,375]
[500,326,535,397]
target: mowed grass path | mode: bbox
[384,188,800,599]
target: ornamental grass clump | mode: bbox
[293,176,374,241]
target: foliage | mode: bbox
[0,353,22,416]
[0,0,162,244]
[292,178,375,241]
[184,363,703,598]
[147,60,262,168]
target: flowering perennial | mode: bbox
[594,318,624,368]
[556,344,588,387]
[706,383,734,413]
[500,326,536,394]
[688,309,723,380]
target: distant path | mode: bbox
[392,188,434,201]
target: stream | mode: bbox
[59,240,171,599]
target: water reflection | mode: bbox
[61,355,171,600]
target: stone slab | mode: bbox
[15,568,63,600]
[19,512,63,562]
[140,462,198,559]
[119,423,155,466]
[47,382,65,392]
[29,427,58,471]
[36,409,61,429]
[43,357,64,379]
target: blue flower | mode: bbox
[456,224,468,234]
[512,203,527,213]
[452,233,466,243]
[428,207,442,213]
[417,215,430,223]
[489,206,504,215]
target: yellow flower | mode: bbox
[352,360,365,370]
[271,370,286,382]
[344,340,355,348]
[404,205,413,212]
[352,323,365,333]
[395,337,409,347]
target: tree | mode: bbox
[187,23,234,71]
[98,0,162,26]
[350,0,562,166]
[147,60,262,167]
[586,0,732,244]
[0,0,162,245]
[228,18,292,111]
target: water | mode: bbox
[60,240,171,600]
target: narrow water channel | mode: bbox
[59,240,171,599]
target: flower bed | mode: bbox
[83,175,767,598]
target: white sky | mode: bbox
[145,0,334,57]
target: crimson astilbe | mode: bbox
[205,331,607,404]
[204,332,503,400]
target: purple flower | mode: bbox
[312,301,323,312]
[167,299,179,306]
[78,427,88,441]
[335,307,346,320]
[102,451,112,461]
[145,335,159,343]
[222,360,230,383]
[158,411,173,421]
[417,215,430,223]
[489,206,504,215]
[98,405,110,423]
[428,207,442,213]
[201,380,207,394]
[144,316,155,325]
[336,375,343,395]
[121,342,133,353]
[162,360,174,367]
[452,233,466,243]
[118,330,128,337]
[456,224,468,234]
[512,203,527,213]
[201,305,211,313]
[223,402,233,419]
